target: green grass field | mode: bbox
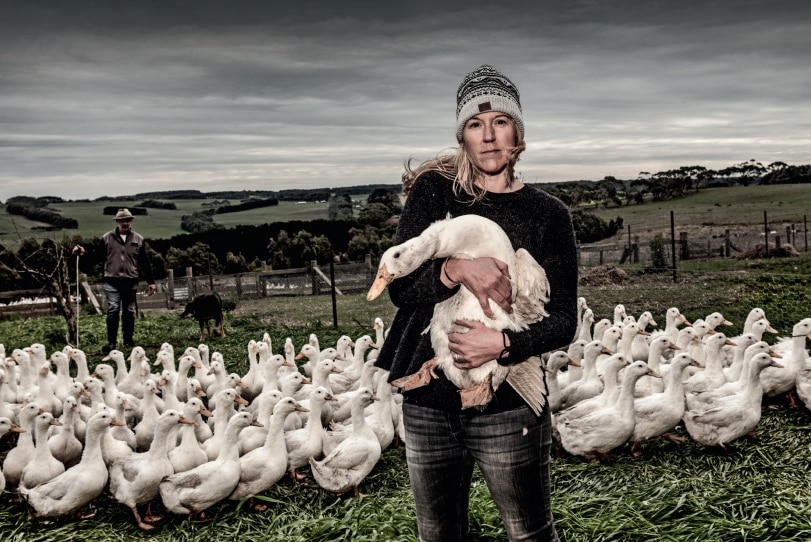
[587,184,811,240]
[0,198,343,247]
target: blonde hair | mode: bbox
[402,119,526,203]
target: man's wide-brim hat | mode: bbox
[114,208,134,220]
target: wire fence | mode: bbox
[578,209,810,269]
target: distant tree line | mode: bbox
[138,199,177,210]
[4,196,78,229]
[214,197,279,214]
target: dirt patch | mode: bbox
[578,264,631,286]
[737,243,801,259]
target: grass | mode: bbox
[0,199,338,249]
[1,258,811,541]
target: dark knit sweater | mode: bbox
[374,172,579,414]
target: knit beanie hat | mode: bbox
[455,64,524,142]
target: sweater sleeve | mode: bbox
[501,198,578,362]
[386,175,460,310]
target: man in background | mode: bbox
[73,208,156,354]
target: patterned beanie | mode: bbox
[455,64,524,142]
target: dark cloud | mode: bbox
[1,0,810,199]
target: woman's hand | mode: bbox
[444,256,512,318]
[447,320,506,369]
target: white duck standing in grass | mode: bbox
[110,409,194,530]
[630,352,698,455]
[544,350,579,413]
[366,214,550,412]
[230,397,308,510]
[309,387,381,497]
[683,352,782,449]
[759,318,811,406]
[159,411,261,519]
[0,417,23,492]
[557,360,655,461]
[20,411,65,490]
[169,398,213,474]
[20,411,123,519]
[48,396,83,468]
[2,401,42,489]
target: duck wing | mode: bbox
[505,356,546,416]
[512,248,550,323]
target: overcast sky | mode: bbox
[1,0,810,201]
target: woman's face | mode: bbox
[462,111,517,178]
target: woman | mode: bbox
[374,65,578,541]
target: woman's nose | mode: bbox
[483,122,495,141]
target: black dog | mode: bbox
[180,292,225,342]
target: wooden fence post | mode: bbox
[167,269,175,309]
[679,232,690,260]
[185,267,194,300]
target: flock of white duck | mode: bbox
[2,299,810,529]
[0,317,397,529]
[551,300,811,460]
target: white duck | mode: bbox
[630,352,697,455]
[117,347,150,399]
[687,341,779,411]
[203,388,248,460]
[174,354,202,403]
[366,213,550,413]
[555,353,631,429]
[169,398,214,474]
[759,318,811,404]
[66,346,91,385]
[285,386,333,482]
[630,311,658,361]
[683,353,782,448]
[239,390,284,455]
[19,411,122,518]
[134,379,162,452]
[544,350,579,413]
[2,401,42,488]
[20,411,65,490]
[309,387,381,496]
[159,411,261,517]
[796,360,811,411]
[48,396,83,468]
[230,397,308,510]
[633,336,680,398]
[109,409,194,530]
[557,360,654,461]
[49,351,73,403]
[0,417,23,492]
[559,340,612,410]
[109,393,137,451]
[683,333,736,394]
[102,349,130,385]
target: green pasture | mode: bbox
[0,198,339,247]
[587,184,811,234]
[1,258,811,541]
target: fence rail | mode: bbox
[0,261,376,318]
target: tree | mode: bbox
[358,202,393,227]
[165,242,220,276]
[2,238,80,343]
[328,194,353,221]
